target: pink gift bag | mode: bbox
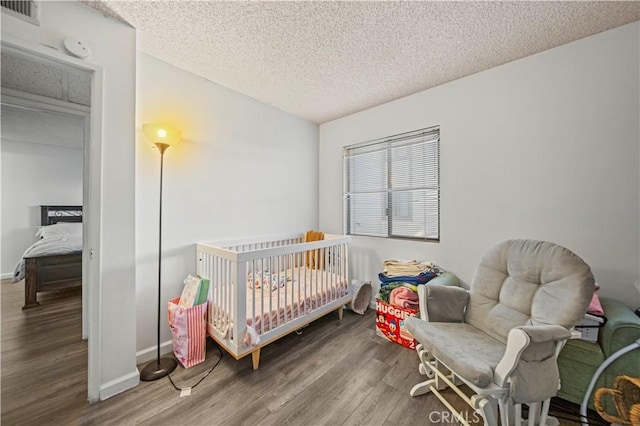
[168,297,208,368]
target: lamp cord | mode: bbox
[167,344,223,392]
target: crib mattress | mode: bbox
[209,266,348,341]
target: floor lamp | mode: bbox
[140,123,181,381]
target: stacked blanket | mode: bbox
[379,260,441,285]
[377,259,443,311]
[383,260,430,277]
[378,283,420,310]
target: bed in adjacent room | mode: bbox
[13,205,83,309]
[197,232,351,369]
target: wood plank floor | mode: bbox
[2,279,593,425]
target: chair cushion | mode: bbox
[466,239,594,344]
[405,317,505,388]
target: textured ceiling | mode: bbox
[1,51,92,106]
[87,1,640,124]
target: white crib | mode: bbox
[196,233,351,369]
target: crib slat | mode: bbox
[260,258,265,335]
[235,261,246,351]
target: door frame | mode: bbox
[1,88,91,337]
[1,37,104,403]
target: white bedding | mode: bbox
[13,235,82,282]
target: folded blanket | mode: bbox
[379,271,436,285]
[377,282,403,304]
[305,230,324,269]
[389,286,419,310]
[383,259,431,277]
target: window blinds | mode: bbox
[343,126,440,241]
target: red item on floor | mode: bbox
[375,299,418,349]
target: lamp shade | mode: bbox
[143,123,182,146]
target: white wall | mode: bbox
[320,22,640,308]
[2,1,138,399]
[136,53,319,356]
[1,139,83,276]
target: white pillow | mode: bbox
[36,222,82,239]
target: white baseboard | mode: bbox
[136,339,174,364]
[99,370,140,401]
[97,341,175,401]
[1,273,14,280]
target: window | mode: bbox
[343,126,440,241]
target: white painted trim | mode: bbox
[81,114,89,341]
[86,66,104,403]
[99,370,140,401]
[0,273,14,280]
[1,35,104,404]
[0,136,84,150]
[1,34,98,71]
[1,87,90,114]
[135,339,174,365]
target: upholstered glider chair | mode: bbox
[405,240,594,426]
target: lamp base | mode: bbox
[140,357,178,381]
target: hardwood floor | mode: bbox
[1,279,592,425]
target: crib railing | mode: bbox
[197,233,350,358]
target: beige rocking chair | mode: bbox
[406,240,594,426]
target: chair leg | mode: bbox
[515,403,523,426]
[432,359,449,391]
[418,363,436,378]
[473,395,499,426]
[410,378,437,396]
[500,398,517,426]
[538,399,551,426]
[540,398,560,426]
[499,399,510,426]
[527,402,538,426]
[411,350,447,396]
[519,400,557,426]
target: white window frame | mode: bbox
[343,126,440,242]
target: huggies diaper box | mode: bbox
[375,299,418,349]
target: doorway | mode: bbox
[0,41,102,402]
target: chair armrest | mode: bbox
[599,297,640,357]
[418,284,469,322]
[494,325,571,387]
[518,324,572,343]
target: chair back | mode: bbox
[466,239,594,344]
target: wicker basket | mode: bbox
[348,280,372,315]
[594,375,640,425]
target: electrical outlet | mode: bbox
[63,37,91,59]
